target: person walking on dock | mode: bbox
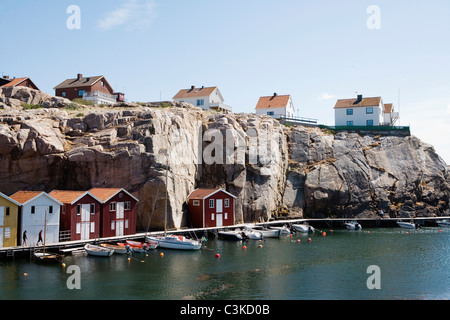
[37,229,43,245]
[22,230,28,246]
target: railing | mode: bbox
[270,114,318,124]
[209,102,232,112]
[83,91,117,103]
[319,125,410,132]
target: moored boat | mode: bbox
[34,251,64,263]
[244,225,281,238]
[437,220,450,227]
[397,221,419,229]
[127,240,157,251]
[218,230,246,241]
[146,235,202,250]
[100,243,128,254]
[84,244,114,257]
[344,221,362,230]
[269,225,291,236]
[293,224,315,233]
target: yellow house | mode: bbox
[0,192,21,248]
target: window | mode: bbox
[267,111,275,116]
[366,120,374,126]
[224,199,230,208]
[90,222,95,233]
[31,206,35,214]
[197,99,204,106]
[6,207,10,216]
[366,107,373,114]
[77,204,81,215]
[125,219,129,228]
[101,81,105,87]
[61,91,66,97]
[90,204,95,214]
[76,223,81,234]
[111,221,115,230]
[193,200,200,206]
[209,199,214,208]
[4,227,10,239]
[62,206,66,214]
[211,214,215,221]
[110,202,116,211]
[346,109,353,115]
[49,206,53,214]
[125,201,131,210]
[78,90,85,97]
[224,212,228,220]
[347,121,353,126]
[119,192,123,198]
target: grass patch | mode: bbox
[22,103,42,110]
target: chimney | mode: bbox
[3,75,9,80]
[273,92,278,97]
[356,94,363,103]
[77,74,83,80]
[191,85,195,90]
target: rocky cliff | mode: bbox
[1,87,449,231]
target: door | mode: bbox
[216,199,223,213]
[80,204,90,240]
[116,202,124,236]
[0,228,3,247]
[216,214,223,228]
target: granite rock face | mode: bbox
[0,92,449,230]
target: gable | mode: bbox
[255,95,291,110]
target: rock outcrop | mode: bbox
[0,88,449,231]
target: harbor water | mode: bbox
[0,227,449,300]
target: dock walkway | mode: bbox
[1,216,448,259]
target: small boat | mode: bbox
[34,251,64,263]
[344,221,362,230]
[437,220,450,227]
[100,243,128,254]
[269,225,291,236]
[293,224,315,233]
[84,244,114,257]
[244,225,281,238]
[126,240,157,251]
[218,230,246,241]
[397,221,419,229]
[146,235,202,250]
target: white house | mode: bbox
[334,95,399,126]
[255,93,295,118]
[10,191,63,246]
[173,86,232,113]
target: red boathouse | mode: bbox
[49,190,102,241]
[89,188,138,237]
[187,188,236,228]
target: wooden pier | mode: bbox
[1,216,448,260]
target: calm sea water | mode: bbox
[1,227,449,300]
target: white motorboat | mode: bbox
[218,230,246,241]
[293,224,315,233]
[244,225,281,238]
[146,235,202,250]
[244,229,265,240]
[437,220,450,227]
[344,221,362,230]
[397,221,419,229]
[84,244,114,257]
[269,225,291,236]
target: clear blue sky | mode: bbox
[1,0,450,163]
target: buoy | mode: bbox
[406,232,409,235]
[297,239,301,243]
[367,231,370,234]
[290,234,293,237]
[322,232,326,236]
[127,257,131,262]
[23,273,28,276]
[243,246,247,250]
[439,230,442,233]
[61,263,66,268]
[215,253,220,258]
[160,252,164,257]
[307,238,312,242]
[258,244,262,248]
[330,230,333,232]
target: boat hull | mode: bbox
[101,243,128,254]
[293,224,315,233]
[397,222,417,229]
[218,231,245,241]
[146,235,202,250]
[344,222,362,230]
[84,244,114,257]
[34,252,63,262]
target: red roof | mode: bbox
[89,188,139,203]
[255,94,291,110]
[10,191,45,204]
[188,188,237,199]
[173,86,217,99]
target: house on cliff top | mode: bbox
[173,85,232,113]
[255,93,295,118]
[54,74,125,105]
[334,94,400,127]
[0,76,40,90]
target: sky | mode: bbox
[1,0,450,163]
